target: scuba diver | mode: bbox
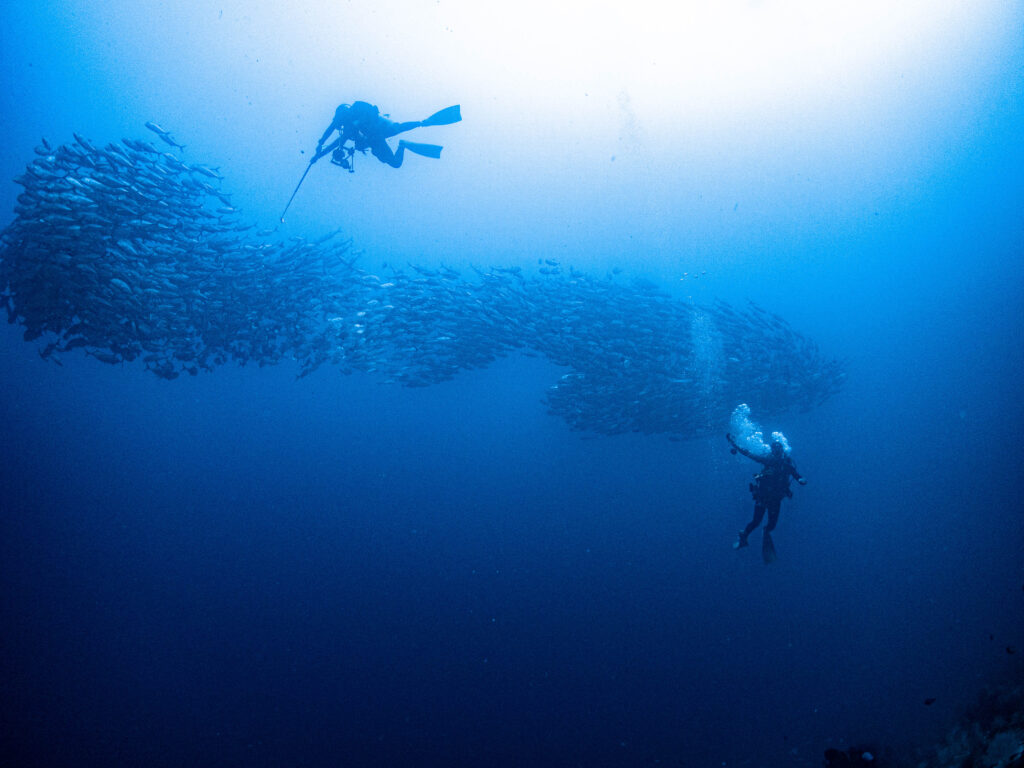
[727,431,807,563]
[313,100,462,171]
[280,100,463,221]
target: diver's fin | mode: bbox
[400,140,443,159]
[420,105,462,127]
[762,532,776,564]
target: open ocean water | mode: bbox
[1,2,1022,766]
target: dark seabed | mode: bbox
[1,2,1022,767]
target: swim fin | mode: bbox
[420,105,462,127]
[762,532,776,564]
[399,140,444,159]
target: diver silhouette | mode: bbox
[314,101,462,171]
[727,432,807,562]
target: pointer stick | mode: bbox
[280,159,315,222]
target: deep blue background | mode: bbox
[1,2,1023,766]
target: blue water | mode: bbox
[1,3,1022,766]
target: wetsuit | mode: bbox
[315,101,425,168]
[728,435,804,544]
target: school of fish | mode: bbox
[0,129,844,438]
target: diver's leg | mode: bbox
[762,501,781,562]
[764,500,781,533]
[379,119,422,139]
[370,138,403,168]
[746,504,766,535]
[736,504,766,548]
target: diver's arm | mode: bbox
[789,460,807,485]
[313,137,342,161]
[316,117,342,152]
[726,433,767,463]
